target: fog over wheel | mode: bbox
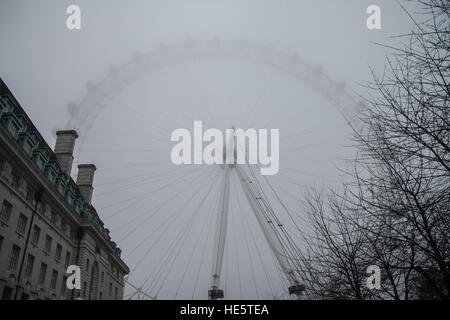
[65,38,359,300]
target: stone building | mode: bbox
[0,78,129,299]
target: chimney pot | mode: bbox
[76,164,96,204]
[54,130,78,176]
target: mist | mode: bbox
[0,0,422,299]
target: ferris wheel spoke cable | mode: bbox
[262,175,311,228]
[101,166,209,220]
[173,190,217,299]
[116,167,216,242]
[120,168,210,249]
[272,170,307,188]
[142,170,220,296]
[76,133,162,150]
[261,173,304,235]
[170,84,218,129]
[77,120,168,144]
[118,166,218,241]
[243,214,278,299]
[121,198,183,258]
[244,165,293,251]
[89,161,172,174]
[230,199,244,299]
[125,291,138,300]
[114,181,206,246]
[128,167,218,277]
[233,176,278,298]
[230,182,260,299]
[79,146,168,153]
[281,122,351,143]
[233,143,304,291]
[97,170,181,198]
[97,165,203,200]
[78,98,175,150]
[104,174,204,234]
[289,134,351,152]
[244,163,306,284]
[95,164,183,188]
[151,173,220,298]
[191,187,219,300]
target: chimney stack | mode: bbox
[76,164,96,204]
[54,130,78,176]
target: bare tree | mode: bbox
[299,189,375,299]
[298,0,449,300]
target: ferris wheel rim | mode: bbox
[64,37,360,146]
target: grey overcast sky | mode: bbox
[0,0,422,299]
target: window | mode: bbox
[65,251,71,267]
[8,244,20,271]
[16,213,28,234]
[23,141,32,155]
[10,172,18,188]
[57,183,64,194]
[61,276,67,296]
[83,281,87,298]
[50,211,56,224]
[31,225,40,244]
[115,287,118,299]
[0,200,12,223]
[67,194,74,205]
[101,271,104,282]
[55,243,62,261]
[99,292,102,300]
[8,122,18,138]
[44,235,52,253]
[61,219,67,233]
[0,236,3,256]
[35,157,44,170]
[24,254,35,278]
[48,170,55,183]
[50,270,58,289]
[86,258,90,271]
[25,189,32,201]
[38,263,47,284]
[109,283,112,296]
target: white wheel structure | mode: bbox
[63,38,361,300]
[65,38,358,138]
[209,129,305,299]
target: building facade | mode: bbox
[0,79,129,300]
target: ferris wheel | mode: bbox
[63,37,360,300]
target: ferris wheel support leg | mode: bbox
[209,163,231,300]
[234,164,305,298]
